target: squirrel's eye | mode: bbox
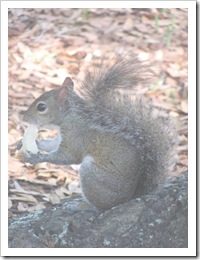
[36,103,47,112]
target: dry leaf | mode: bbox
[8,198,12,209]
[48,192,60,205]
[60,186,72,196]
[17,202,29,212]
[68,181,81,194]
[28,203,46,212]
[9,195,38,204]
[180,100,188,114]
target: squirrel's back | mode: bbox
[71,52,177,195]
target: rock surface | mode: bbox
[8,173,188,248]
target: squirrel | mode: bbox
[22,52,177,211]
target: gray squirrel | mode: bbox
[22,52,177,210]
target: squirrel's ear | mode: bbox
[57,77,74,105]
[62,77,74,89]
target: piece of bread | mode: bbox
[16,125,39,158]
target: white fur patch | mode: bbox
[82,155,94,165]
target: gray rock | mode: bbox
[8,173,188,248]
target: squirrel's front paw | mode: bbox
[22,152,44,164]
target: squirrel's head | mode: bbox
[23,77,74,127]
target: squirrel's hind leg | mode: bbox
[79,155,133,211]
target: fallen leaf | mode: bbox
[68,181,81,194]
[180,100,188,114]
[9,195,38,204]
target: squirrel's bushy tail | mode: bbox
[73,52,177,195]
[77,52,151,98]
